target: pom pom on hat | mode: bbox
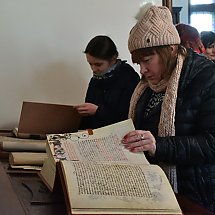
[128,3,181,53]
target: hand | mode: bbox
[74,103,98,116]
[121,130,156,156]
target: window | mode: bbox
[189,0,215,32]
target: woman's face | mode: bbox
[138,52,163,85]
[86,54,115,74]
[205,43,215,61]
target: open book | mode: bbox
[40,119,182,215]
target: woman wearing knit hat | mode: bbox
[200,31,215,62]
[74,35,140,129]
[122,3,215,213]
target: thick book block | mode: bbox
[39,119,182,215]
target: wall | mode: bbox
[173,0,188,24]
[0,0,162,129]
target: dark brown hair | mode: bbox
[84,35,118,60]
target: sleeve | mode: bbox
[155,68,215,166]
[94,71,140,125]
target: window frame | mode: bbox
[188,1,215,26]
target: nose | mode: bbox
[139,63,147,75]
[91,65,98,73]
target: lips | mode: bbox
[145,76,153,80]
[209,55,215,59]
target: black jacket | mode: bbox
[139,50,215,212]
[79,60,140,129]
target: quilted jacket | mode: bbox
[142,49,215,212]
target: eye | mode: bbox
[95,63,103,67]
[142,57,151,63]
[89,63,103,67]
[208,43,215,49]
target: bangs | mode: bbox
[131,47,156,63]
[130,45,183,81]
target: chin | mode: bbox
[149,80,159,85]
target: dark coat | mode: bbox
[79,60,140,129]
[139,50,215,212]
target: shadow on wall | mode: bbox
[19,61,88,105]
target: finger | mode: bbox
[123,130,138,138]
[78,112,90,116]
[77,106,89,112]
[124,138,144,148]
[128,140,151,152]
[131,145,148,153]
[123,132,145,144]
[79,109,89,114]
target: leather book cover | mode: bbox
[17,101,81,139]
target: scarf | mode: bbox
[128,53,185,192]
[93,60,121,80]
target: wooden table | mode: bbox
[0,161,67,215]
[0,160,214,215]
[0,128,214,215]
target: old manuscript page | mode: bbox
[46,119,149,165]
[42,119,149,191]
[61,161,182,215]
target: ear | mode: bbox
[110,55,118,64]
[169,45,178,57]
[170,45,176,52]
[112,54,118,60]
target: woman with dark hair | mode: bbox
[74,35,140,129]
[121,3,215,213]
[200,31,215,62]
[175,23,206,54]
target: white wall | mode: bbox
[0,0,162,129]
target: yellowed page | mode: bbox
[61,161,182,215]
[39,141,61,191]
[40,158,57,191]
[10,165,42,171]
[47,119,149,165]
[41,119,149,192]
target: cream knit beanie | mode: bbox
[128,3,181,53]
